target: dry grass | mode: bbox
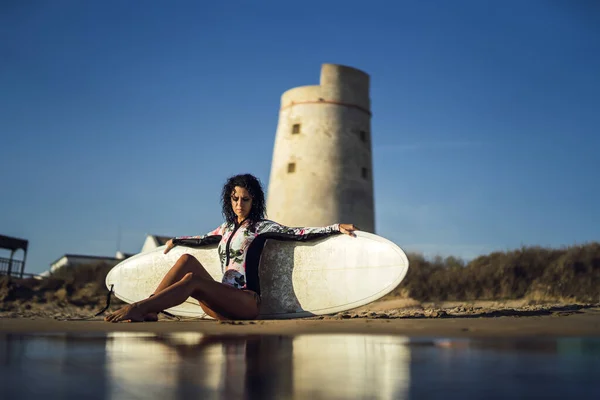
[391,242,600,303]
[0,262,120,308]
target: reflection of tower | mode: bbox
[266,64,375,233]
[292,335,410,398]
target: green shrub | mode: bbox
[392,242,600,302]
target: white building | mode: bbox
[49,251,133,274]
[48,234,172,275]
[140,234,172,253]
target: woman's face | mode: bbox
[231,186,253,221]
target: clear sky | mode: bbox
[1,0,599,274]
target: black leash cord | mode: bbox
[63,284,114,321]
[62,285,181,321]
[94,284,114,316]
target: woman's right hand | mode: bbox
[339,223,359,237]
[164,239,176,254]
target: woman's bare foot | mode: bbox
[105,303,146,323]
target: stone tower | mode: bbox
[266,63,375,233]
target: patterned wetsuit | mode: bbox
[172,219,340,294]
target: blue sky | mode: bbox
[1,0,599,274]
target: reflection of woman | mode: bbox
[151,334,294,398]
[105,174,358,322]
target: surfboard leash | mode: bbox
[95,283,115,317]
[62,284,115,321]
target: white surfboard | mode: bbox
[105,231,409,319]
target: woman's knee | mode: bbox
[175,254,204,272]
[174,254,213,281]
[177,253,197,266]
[181,272,209,288]
[181,272,194,282]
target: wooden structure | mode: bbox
[0,234,28,278]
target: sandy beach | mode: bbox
[2,275,599,338]
[2,300,599,338]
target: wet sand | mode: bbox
[2,303,599,338]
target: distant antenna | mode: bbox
[116,225,122,253]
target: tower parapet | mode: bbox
[267,64,375,233]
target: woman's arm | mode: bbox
[255,220,359,240]
[164,224,225,254]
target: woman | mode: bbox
[105,173,358,322]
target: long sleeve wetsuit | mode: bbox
[172,219,341,293]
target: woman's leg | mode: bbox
[153,253,214,294]
[142,253,215,321]
[105,272,260,322]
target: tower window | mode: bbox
[360,130,368,142]
[288,163,296,173]
[292,124,301,134]
[361,167,368,179]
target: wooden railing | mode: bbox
[0,257,40,279]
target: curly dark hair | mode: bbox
[221,174,267,226]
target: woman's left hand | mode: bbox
[339,223,359,237]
